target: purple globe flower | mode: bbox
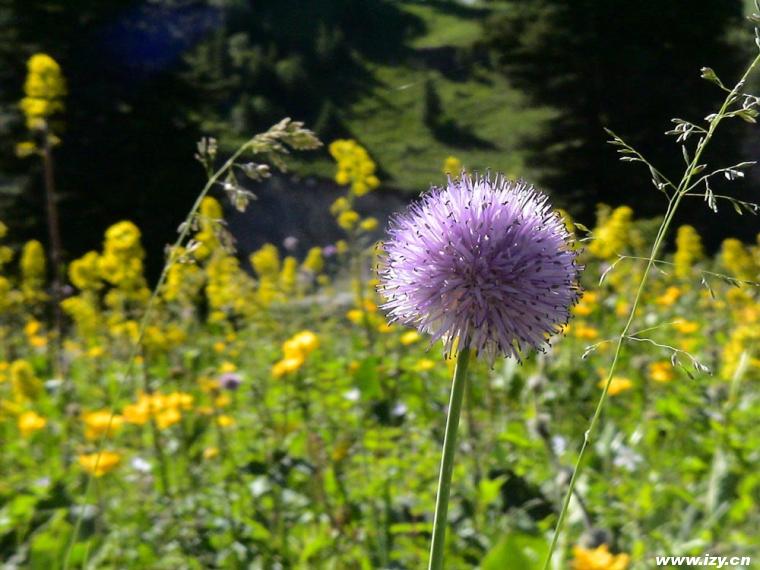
[378,173,581,362]
[219,372,242,391]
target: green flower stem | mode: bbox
[428,346,471,570]
[541,50,760,570]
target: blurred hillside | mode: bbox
[0,0,757,269]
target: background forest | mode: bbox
[0,0,757,264]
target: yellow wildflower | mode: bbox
[720,238,756,281]
[104,220,141,253]
[414,359,436,372]
[400,331,421,345]
[588,205,636,259]
[360,217,379,232]
[250,243,281,277]
[82,410,123,440]
[649,361,674,383]
[338,210,360,231]
[600,376,633,396]
[122,397,151,425]
[217,414,235,427]
[272,356,305,378]
[280,256,298,294]
[674,225,703,278]
[20,53,66,129]
[165,391,194,411]
[302,247,324,274]
[203,447,219,460]
[346,309,364,325]
[78,451,121,477]
[283,330,319,358]
[572,544,630,570]
[20,240,47,303]
[572,324,600,341]
[674,320,699,334]
[209,394,228,409]
[721,325,760,380]
[573,291,598,316]
[18,411,47,437]
[656,286,681,306]
[329,139,380,196]
[442,156,463,175]
[330,197,350,216]
[10,360,42,401]
[155,407,182,430]
[69,251,102,290]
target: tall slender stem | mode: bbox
[542,51,760,570]
[41,128,65,378]
[428,346,471,570]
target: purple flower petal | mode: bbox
[378,173,581,362]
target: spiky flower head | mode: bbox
[378,173,581,362]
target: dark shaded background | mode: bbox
[0,0,757,277]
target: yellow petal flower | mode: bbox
[78,451,121,477]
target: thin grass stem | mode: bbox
[541,50,760,570]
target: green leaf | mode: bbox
[478,476,507,509]
[481,533,548,570]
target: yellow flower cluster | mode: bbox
[250,243,283,305]
[720,238,757,282]
[250,242,328,304]
[142,323,187,353]
[122,391,194,429]
[674,225,703,278]
[205,254,253,321]
[655,286,681,307]
[272,330,319,378]
[568,323,600,341]
[600,376,633,396]
[162,246,204,305]
[302,247,324,274]
[78,450,121,477]
[572,544,630,570]
[20,240,47,305]
[24,320,47,349]
[442,155,463,176]
[330,196,377,234]
[100,221,148,295]
[61,295,99,339]
[194,197,223,261]
[82,410,123,440]
[346,299,394,334]
[62,221,152,342]
[18,410,46,437]
[19,53,66,130]
[69,251,102,291]
[0,222,13,267]
[649,361,675,383]
[589,205,638,260]
[573,291,598,317]
[329,139,380,197]
[10,359,42,402]
[721,325,760,380]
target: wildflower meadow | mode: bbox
[2,2,760,570]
